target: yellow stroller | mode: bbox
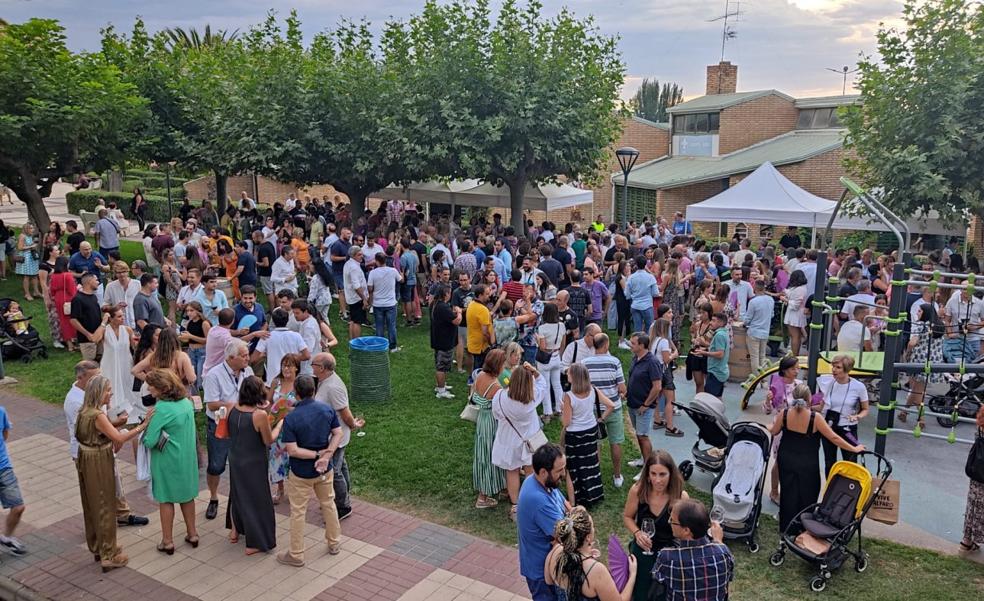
[769,452,893,592]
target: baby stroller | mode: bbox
[677,393,731,480]
[710,421,771,553]
[0,298,48,364]
[769,451,893,592]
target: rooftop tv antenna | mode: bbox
[825,65,861,95]
[707,0,742,62]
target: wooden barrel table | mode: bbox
[216,277,234,302]
[728,324,752,382]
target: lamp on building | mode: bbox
[615,147,640,229]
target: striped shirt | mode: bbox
[654,536,735,601]
[581,353,625,400]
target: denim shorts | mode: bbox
[206,418,231,476]
[0,468,24,509]
[399,283,415,303]
[628,404,656,438]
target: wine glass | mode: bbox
[641,518,656,556]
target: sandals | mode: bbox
[101,553,129,573]
[475,496,498,509]
[652,421,666,431]
[156,542,175,555]
[665,427,684,438]
[185,535,200,548]
[959,540,980,552]
[272,490,284,505]
[509,504,518,523]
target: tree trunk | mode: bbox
[508,176,527,236]
[215,170,228,214]
[349,190,367,227]
[8,173,52,234]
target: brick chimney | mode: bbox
[706,61,738,95]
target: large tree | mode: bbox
[0,19,145,230]
[630,79,683,123]
[385,0,625,233]
[843,0,984,225]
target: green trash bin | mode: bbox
[349,336,390,402]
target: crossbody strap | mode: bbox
[495,391,526,440]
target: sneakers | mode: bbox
[613,475,624,488]
[327,544,341,556]
[0,536,26,556]
[433,385,454,392]
[618,340,631,351]
[205,499,219,520]
[633,471,643,482]
[276,551,305,567]
[628,458,644,468]
[390,346,403,353]
[435,390,455,399]
[118,514,150,527]
[53,341,65,349]
[337,506,353,521]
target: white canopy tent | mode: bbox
[373,180,594,212]
[685,162,954,240]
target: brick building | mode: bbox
[610,61,858,239]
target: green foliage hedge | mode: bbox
[121,178,143,191]
[65,190,198,224]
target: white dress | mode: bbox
[491,375,548,470]
[100,325,140,420]
[783,285,808,328]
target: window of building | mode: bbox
[673,112,720,135]
[614,185,657,224]
[797,107,842,129]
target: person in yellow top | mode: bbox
[591,215,606,233]
[466,284,503,371]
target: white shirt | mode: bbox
[429,243,453,268]
[733,249,755,267]
[316,373,351,448]
[202,363,254,421]
[650,336,673,363]
[103,278,141,329]
[362,243,382,266]
[945,294,984,341]
[343,258,368,305]
[177,283,203,309]
[565,389,599,432]
[323,233,339,254]
[285,197,297,211]
[837,320,871,352]
[561,337,594,369]
[818,376,868,427]
[842,293,876,319]
[64,384,85,459]
[367,265,401,307]
[294,316,321,375]
[271,256,297,293]
[798,261,818,294]
[256,329,307,386]
[726,280,754,318]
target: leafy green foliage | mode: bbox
[843,0,984,225]
[65,189,188,223]
[0,19,146,230]
[162,25,239,50]
[630,79,683,123]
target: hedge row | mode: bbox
[65,190,199,224]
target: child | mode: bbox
[4,301,28,336]
[0,405,27,555]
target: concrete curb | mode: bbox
[0,574,49,601]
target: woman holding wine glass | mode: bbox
[621,450,687,601]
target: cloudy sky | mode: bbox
[3,0,904,98]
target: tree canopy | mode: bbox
[843,0,984,225]
[630,79,683,124]
[0,19,145,230]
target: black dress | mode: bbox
[777,409,822,532]
[225,408,276,551]
[629,499,674,601]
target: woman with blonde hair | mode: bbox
[561,363,614,507]
[621,449,687,601]
[498,342,524,387]
[470,349,507,510]
[75,376,152,571]
[143,369,199,555]
[545,506,637,601]
[268,354,300,504]
[492,362,548,521]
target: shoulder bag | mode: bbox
[593,387,608,440]
[500,399,548,454]
[966,428,984,484]
[560,342,579,392]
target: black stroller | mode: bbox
[710,421,771,553]
[677,392,731,480]
[769,451,893,592]
[0,298,48,363]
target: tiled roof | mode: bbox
[794,94,862,109]
[615,130,845,190]
[630,116,670,130]
[666,90,793,114]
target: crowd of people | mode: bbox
[0,190,980,597]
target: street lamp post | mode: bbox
[165,161,177,221]
[615,147,640,230]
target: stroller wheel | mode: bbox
[748,541,760,554]
[679,460,694,481]
[39,348,48,359]
[769,551,784,567]
[810,576,827,592]
[855,555,868,573]
[20,354,31,364]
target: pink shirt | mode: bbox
[202,326,233,377]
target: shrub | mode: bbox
[121,178,144,191]
[144,186,187,201]
[65,189,183,223]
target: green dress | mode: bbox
[472,379,506,497]
[143,398,199,503]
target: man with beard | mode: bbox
[517,443,569,601]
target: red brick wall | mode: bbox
[718,95,798,155]
[774,148,848,200]
[585,117,671,226]
[656,179,728,237]
[706,61,738,95]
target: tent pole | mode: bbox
[811,228,817,248]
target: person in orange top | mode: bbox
[220,240,240,301]
[290,230,311,272]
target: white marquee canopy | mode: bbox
[373,180,593,212]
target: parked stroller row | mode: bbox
[677,393,894,593]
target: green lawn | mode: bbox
[1,239,981,600]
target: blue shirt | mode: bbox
[517,475,566,580]
[654,536,734,601]
[707,328,731,382]
[281,398,341,479]
[329,239,352,277]
[68,251,107,281]
[672,220,692,235]
[627,352,664,409]
[233,303,266,351]
[743,294,775,339]
[0,407,10,471]
[626,270,660,311]
[400,251,419,286]
[490,255,508,284]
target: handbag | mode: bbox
[498,393,549,454]
[560,343,579,392]
[460,403,479,423]
[594,388,608,440]
[535,347,553,364]
[63,301,72,316]
[966,428,984,483]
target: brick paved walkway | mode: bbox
[0,390,531,601]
